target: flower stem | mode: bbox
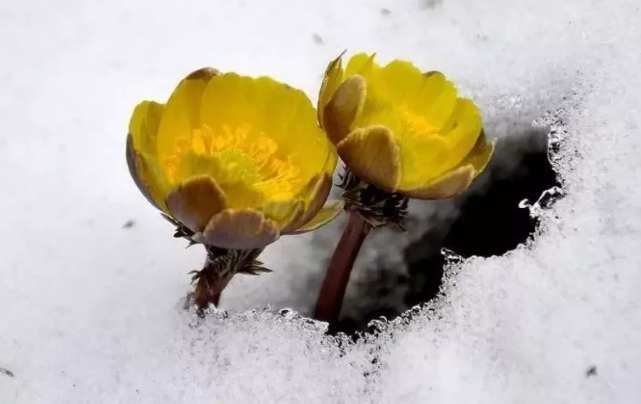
[314,211,371,324]
[193,273,222,309]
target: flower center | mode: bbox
[164,124,301,199]
[398,107,440,138]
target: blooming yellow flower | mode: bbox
[318,53,495,199]
[127,68,342,250]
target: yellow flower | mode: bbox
[318,53,495,199]
[126,68,343,250]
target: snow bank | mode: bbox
[1,0,640,403]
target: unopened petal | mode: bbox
[166,175,227,232]
[336,125,401,192]
[201,209,280,250]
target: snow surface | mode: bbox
[1,0,641,402]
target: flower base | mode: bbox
[338,167,409,229]
[190,245,268,309]
[163,214,269,310]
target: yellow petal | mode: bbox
[377,65,456,130]
[262,199,305,228]
[129,101,164,155]
[323,143,339,176]
[415,72,458,129]
[399,131,495,199]
[279,203,307,234]
[200,73,257,132]
[322,75,367,145]
[174,151,225,183]
[282,173,333,233]
[391,73,458,189]
[364,60,424,105]
[201,209,280,249]
[126,133,155,208]
[397,134,449,188]
[402,165,475,200]
[220,181,266,209]
[460,130,495,176]
[165,175,227,232]
[440,98,483,171]
[156,68,219,162]
[281,201,309,233]
[345,53,378,79]
[174,151,266,209]
[126,134,171,211]
[318,52,345,124]
[337,125,401,191]
[354,66,457,138]
[290,200,345,234]
[396,99,482,190]
[359,62,457,126]
[200,73,330,185]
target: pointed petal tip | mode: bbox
[319,52,347,125]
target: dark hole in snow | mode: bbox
[329,126,561,335]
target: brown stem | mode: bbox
[193,276,221,309]
[314,211,371,323]
[192,258,223,309]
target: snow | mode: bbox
[1,0,641,403]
